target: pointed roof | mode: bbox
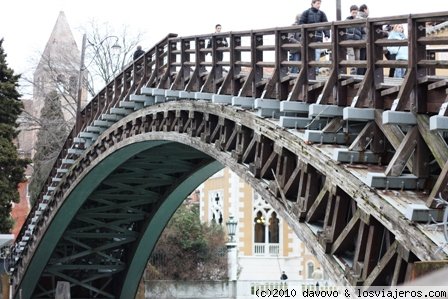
[35,11,80,74]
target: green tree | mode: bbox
[146,202,228,280]
[28,90,69,204]
[0,38,29,233]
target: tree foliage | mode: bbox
[146,203,228,280]
[28,90,69,204]
[0,39,29,232]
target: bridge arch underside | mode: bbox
[17,101,446,298]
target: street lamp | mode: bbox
[225,215,238,281]
[75,34,121,133]
[226,215,238,243]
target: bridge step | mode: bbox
[333,149,379,164]
[61,159,75,165]
[382,111,416,125]
[343,107,375,121]
[179,91,196,99]
[280,101,310,113]
[164,90,179,99]
[194,92,214,101]
[304,130,357,144]
[73,137,86,144]
[140,87,154,95]
[93,120,115,128]
[130,94,156,107]
[255,99,280,117]
[429,115,448,130]
[79,132,99,140]
[86,126,105,134]
[365,173,425,190]
[67,148,84,155]
[212,94,233,104]
[309,104,344,118]
[279,116,328,129]
[119,100,142,110]
[232,96,254,108]
[101,113,123,121]
[109,107,133,116]
[405,204,445,222]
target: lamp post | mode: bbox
[75,34,121,133]
[225,215,238,281]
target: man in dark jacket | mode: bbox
[299,0,330,75]
[346,5,362,74]
[207,24,228,62]
[299,0,330,42]
[133,45,145,60]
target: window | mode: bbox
[307,262,315,279]
[209,191,223,225]
[253,193,280,255]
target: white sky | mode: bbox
[1,0,447,76]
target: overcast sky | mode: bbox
[1,0,447,77]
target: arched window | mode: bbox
[254,211,265,243]
[269,211,279,243]
[307,262,315,279]
[253,193,281,255]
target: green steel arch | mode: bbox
[12,100,447,298]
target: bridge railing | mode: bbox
[13,12,448,275]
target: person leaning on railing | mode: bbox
[387,24,408,78]
[299,0,330,70]
[288,13,302,74]
[345,5,362,75]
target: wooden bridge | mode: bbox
[9,11,448,298]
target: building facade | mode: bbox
[198,168,323,281]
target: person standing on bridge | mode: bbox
[356,4,369,75]
[288,14,302,74]
[387,24,408,78]
[299,0,330,75]
[345,5,362,75]
[207,24,228,62]
[133,45,145,60]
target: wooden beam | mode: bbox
[375,110,413,171]
[331,209,361,255]
[391,68,416,111]
[364,241,398,286]
[348,122,374,151]
[416,114,448,168]
[316,68,338,105]
[385,127,418,176]
[306,184,329,223]
[428,160,448,208]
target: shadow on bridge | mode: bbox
[10,11,448,298]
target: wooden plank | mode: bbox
[385,127,418,176]
[416,114,448,169]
